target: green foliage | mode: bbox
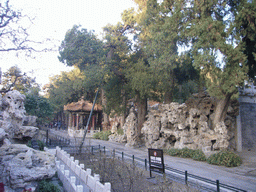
[27,140,32,148]
[192,149,207,161]
[37,140,45,151]
[37,180,60,192]
[187,0,247,100]
[164,148,181,157]
[179,148,194,158]
[59,25,105,70]
[1,66,39,94]
[166,148,241,167]
[93,130,112,141]
[45,67,96,113]
[27,140,45,151]
[234,0,256,81]
[165,148,206,162]
[117,128,124,135]
[24,90,54,124]
[207,151,242,167]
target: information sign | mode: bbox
[148,148,165,177]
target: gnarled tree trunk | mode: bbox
[212,93,232,129]
[101,89,109,131]
[136,94,147,136]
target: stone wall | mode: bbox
[239,103,256,150]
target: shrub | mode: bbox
[37,180,60,192]
[207,151,242,167]
[165,148,181,156]
[165,148,206,161]
[100,130,111,140]
[180,147,194,158]
[192,149,207,161]
[93,130,112,141]
[93,132,101,139]
[27,140,44,151]
[27,140,32,148]
[37,140,45,151]
[117,128,124,135]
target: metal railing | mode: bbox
[41,135,247,192]
[92,145,247,192]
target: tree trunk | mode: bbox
[164,90,173,104]
[164,71,175,104]
[101,89,109,131]
[136,95,147,136]
[121,89,127,127]
[212,94,232,129]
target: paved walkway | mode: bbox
[49,129,256,192]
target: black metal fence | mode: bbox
[42,136,247,192]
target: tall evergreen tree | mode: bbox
[134,0,199,103]
[234,0,256,80]
[186,0,247,127]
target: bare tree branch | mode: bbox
[0,0,54,56]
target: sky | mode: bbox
[0,0,136,88]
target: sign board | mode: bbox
[148,148,165,177]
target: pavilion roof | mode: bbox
[64,98,102,112]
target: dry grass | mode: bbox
[72,151,200,192]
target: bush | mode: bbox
[192,149,206,161]
[165,148,181,156]
[165,148,206,162]
[93,132,101,139]
[117,128,124,135]
[93,130,112,141]
[37,140,45,151]
[27,140,32,148]
[180,147,194,158]
[27,140,45,151]
[207,151,242,167]
[37,180,60,192]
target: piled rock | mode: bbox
[109,107,141,147]
[142,92,238,155]
[0,143,56,190]
[0,90,56,190]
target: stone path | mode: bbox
[49,129,256,192]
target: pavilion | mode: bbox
[64,98,102,137]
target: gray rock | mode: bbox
[0,144,56,189]
[13,126,39,140]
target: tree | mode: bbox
[186,0,247,127]
[132,0,199,104]
[24,87,54,125]
[0,0,50,55]
[45,67,89,113]
[234,0,256,80]
[1,66,39,94]
[58,25,105,72]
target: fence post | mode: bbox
[122,152,124,161]
[46,129,49,146]
[185,171,188,185]
[91,146,94,155]
[216,180,220,192]
[103,146,105,154]
[113,149,115,159]
[132,155,135,164]
[145,159,147,170]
